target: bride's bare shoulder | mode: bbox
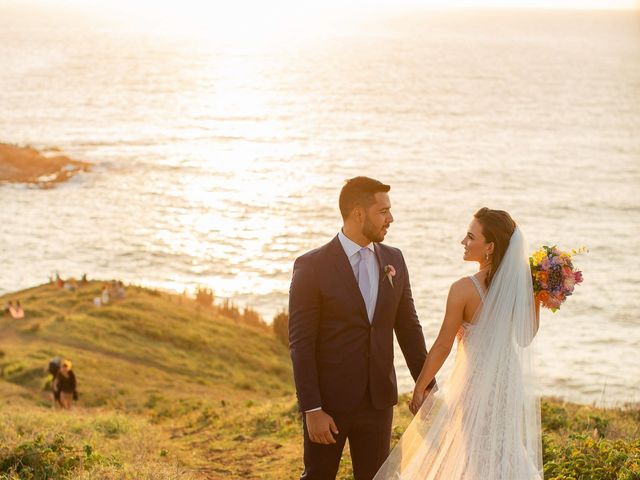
[448,276,477,300]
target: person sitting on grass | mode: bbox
[3,301,12,316]
[114,280,126,299]
[53,360,78,409]
[101,284,110,305]
[9,300,24,319]
[64,278,78,292]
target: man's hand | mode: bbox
[305,410,339,445]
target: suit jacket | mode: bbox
[288,234,435,413]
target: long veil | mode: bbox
[375,228,543,480]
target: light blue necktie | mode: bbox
[358,247,372,321]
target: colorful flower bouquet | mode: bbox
[529,246,586,312]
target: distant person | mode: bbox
[101,285,110,305]
[63,278,77,292]
[46,356,62,404]
[55,271,64,288]
[115,281,126,300]
[3,300,12,316]
[80,273,88,286]
[53,360,77,409]
[48,356,61,378]
[9,300,24,319]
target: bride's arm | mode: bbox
[410,280,466,410]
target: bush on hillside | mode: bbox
[240,306,268,331]
[217,299,240,320]
[216,299,268,331]
[0,434,99,479]
[541,400,569,431]
[273,310,289,346]
[195,287,214,308]
[543,433,640,480]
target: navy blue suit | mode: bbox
[289,235,434,479]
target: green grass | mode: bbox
[0,281,295,479]
[1,281,638,479]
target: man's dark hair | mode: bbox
[339,176,390,220]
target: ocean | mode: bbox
[1,4,638,404]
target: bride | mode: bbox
[374,208,543,480]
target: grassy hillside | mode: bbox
[0,281,298,479]
[1,281,638,479]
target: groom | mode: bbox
[288,176,436,480]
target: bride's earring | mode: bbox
[485,252,490,260]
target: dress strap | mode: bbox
[468,275,486,303]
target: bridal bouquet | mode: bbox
[529,245,586,312]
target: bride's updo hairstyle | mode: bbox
[474,207,517,288]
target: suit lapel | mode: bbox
[330,236,369,322]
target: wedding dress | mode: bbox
[374,229,543,480]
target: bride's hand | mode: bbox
[409,388,426,415]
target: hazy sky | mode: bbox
[6,0,637,44]
[9,0,639,9]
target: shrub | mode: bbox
[543,433,640,480]
[217,299,240,321]
[216,300,268,331]
[195,287,214,308]
[241,306,268,331]
[273,311,289,346]
[541,400,569,431]
[0,434,98,479]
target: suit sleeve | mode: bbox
[288,255,323,412]
[394,251,437,389]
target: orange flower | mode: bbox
[537,291,550,303]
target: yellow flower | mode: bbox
[531,249,546,265]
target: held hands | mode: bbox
[408,386,430,415]
[306,410,339,445]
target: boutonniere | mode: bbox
[384,265,396,288]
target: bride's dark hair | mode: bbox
[474,207,517,288]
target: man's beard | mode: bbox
[362,217,386,243]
